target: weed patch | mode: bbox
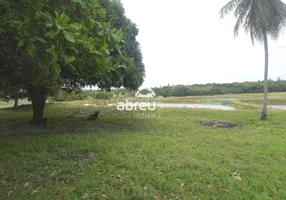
[196,121,239,128]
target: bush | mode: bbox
[49,89,131,101]
[50,91,88,102]
[95,92,112,100]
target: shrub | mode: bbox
[50,91,88,102]
[95,92,112,100]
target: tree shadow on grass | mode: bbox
[0,119,150,137]
[0,104,32,111]
[0,108,155,137]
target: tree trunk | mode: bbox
[261,31,269,120]
[31,90,47,124]
[14,98,18,108]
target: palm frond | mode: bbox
[266,0,286,39]
[220,0,243,18]
[233,0,252,36]
[221,0,286,43]
[243,0,261,43]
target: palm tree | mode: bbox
[220,0,286,120]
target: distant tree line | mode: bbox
[152,79,286,97]
[49,88,136,102]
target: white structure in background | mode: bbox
[135,88,156,98]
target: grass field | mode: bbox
[0,94,285,199]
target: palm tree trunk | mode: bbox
[261,31,269,120]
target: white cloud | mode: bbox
[121,0,286,87]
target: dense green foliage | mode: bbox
[0,0,144,123]
[51,90,114,101]
[153,79,286,97]
[49,90,89,101]
[96,0,145,90]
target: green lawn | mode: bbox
[0,101,285,199]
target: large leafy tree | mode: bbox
[95,0,145,90]
[220,0,286,120]
[0,0,145,123]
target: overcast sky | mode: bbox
[120,0,286,88]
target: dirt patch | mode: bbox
[196,121,239,128]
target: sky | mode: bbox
[120,0,286,88]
